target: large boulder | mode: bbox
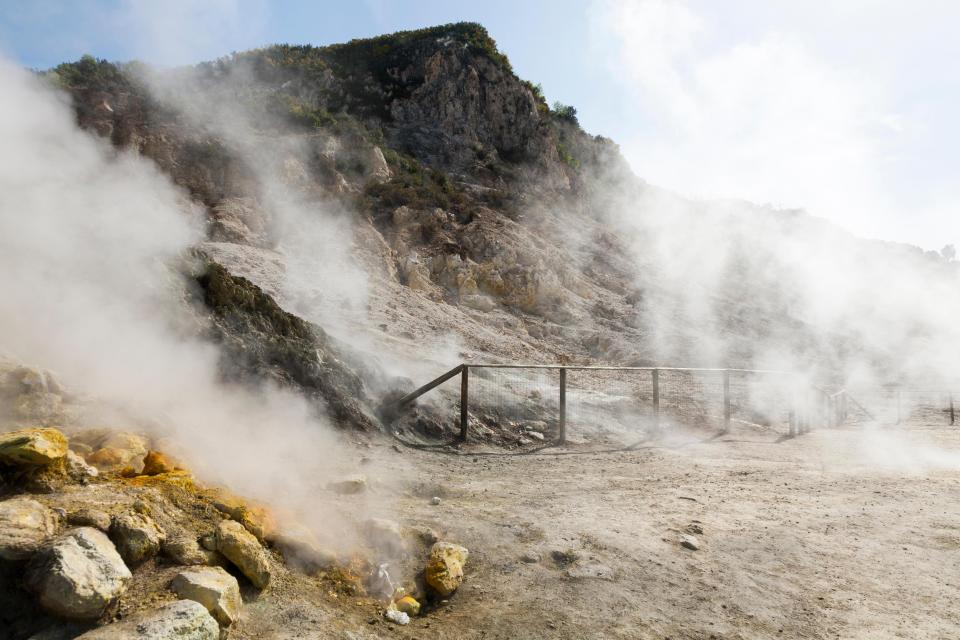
[0,496,59,560]
[73,600,219,639]
[171,566,242,626]
[214,520,271,589]
[26,527,131,619]
[110,512,165,565]
[0,428,67,465]
[424,541,469,597]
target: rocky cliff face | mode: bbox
[44,24,642,433]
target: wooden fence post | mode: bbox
[950,393,955,426]
[652,368,660,430]
[896,388,902,425]
[558,367,567,445]
[460,366,469,442]
[723,370,731,433]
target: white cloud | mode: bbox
[591,0,953,248]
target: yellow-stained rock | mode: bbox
[395,595,420,616]
[425,541,469,597]
[100,432,148,456]
[125,470,195,491]
[142,450,178,476]
[215,520,272,589]
[0,428,67,465]
[94,432,148,473]
[85,447,128,470]
[207,488,275,541]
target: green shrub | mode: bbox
[551,101,579,125]
[50,54,126,89]
[365,167,464,210]
[556,142,580,170]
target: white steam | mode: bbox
[590,0,956,249]
[0,57,364,547]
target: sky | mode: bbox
[0,0,957,251]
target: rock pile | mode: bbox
[0,425,283,637]
[0,421,472,637]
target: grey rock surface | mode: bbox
[26,527,131,619]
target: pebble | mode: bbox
[430,496,442,506]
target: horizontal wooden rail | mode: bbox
[467,364,794,375]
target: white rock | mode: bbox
[27,527,131,619]
[384,608,410,625]
[73,600,219,639]
[171,566,242,626]
[0,496,59,560]
[65,450,98,480]
[680,534,700,551]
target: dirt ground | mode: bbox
[291,420,960,640]
[35,419,953,640]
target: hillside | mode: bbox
[47,23,958,409]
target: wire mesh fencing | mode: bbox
[466,366,561,442]
[843,387,958,427]
[454,366,806,444]
[396,364,960,446]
